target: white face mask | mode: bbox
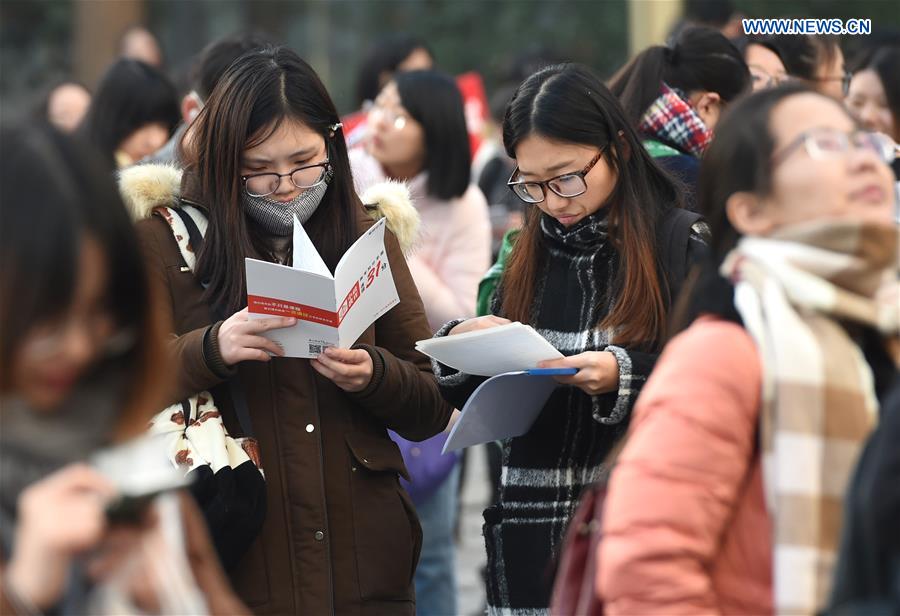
[241,166,333,236]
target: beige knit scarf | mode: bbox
[721,220,899,615]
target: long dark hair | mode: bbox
[78,58,179,169]
[0,123,168,438]
[609,25,750,129]
[697,82,815,264]
[186,46,361,315]
[394,70,470,200]
[672,82,816,332]
[356,34,432,107]
[770,34,841,81]
[501,63,683,349]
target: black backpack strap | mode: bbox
[171,205,257,440]
[658,207,704,304]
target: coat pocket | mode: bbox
[345,432,421,601]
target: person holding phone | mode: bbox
[0,123,245,615]
[431,63,707,613]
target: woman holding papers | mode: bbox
[131,46,452,615]
[598,86,899,615]
[431,63,708,613]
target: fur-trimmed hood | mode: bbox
[118,163,420,254]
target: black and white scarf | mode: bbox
[435,208,679,613]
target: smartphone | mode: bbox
[92,436,189,523]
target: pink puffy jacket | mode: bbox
[598,317,773,615]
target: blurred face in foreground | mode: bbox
[10,237,116,411]
[729,93,895,235]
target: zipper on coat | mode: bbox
[308,372,336,615]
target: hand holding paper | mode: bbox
[311,347,374,393]
[537,351,620,395]
[415,322,577,453]
[218,308,296,365]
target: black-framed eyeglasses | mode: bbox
[241,160,331,198]
[507,149,606,204]
[748,64,790,90]
[771,128,896,167]
[813,71,852,97]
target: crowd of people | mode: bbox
[1,6,899,615]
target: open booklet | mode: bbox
[245,215,399,358]
[415,322,574,453]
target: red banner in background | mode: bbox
[456,71,488,159]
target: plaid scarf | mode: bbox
[721,220,899,615]
[638,83,712,158]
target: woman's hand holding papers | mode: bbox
[447,315,511,336]
[312,347,374,393]
[219,308,296,365]
[537,351,619,395]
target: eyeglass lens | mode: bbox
[245,165,328,197]
[513,174,588,203]
[808,131,893,162]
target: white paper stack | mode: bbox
[415,322,563,376]
[416,322,571,453]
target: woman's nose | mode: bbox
[272,174,294,195]
[859,104,880,131]
[544,190,569,212]
[846,141,884,172]
[368,109,387,132]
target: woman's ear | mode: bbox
[615,130,631,162]
[181,91,203,125]
[691,91,723,131]
[725,191,776,236]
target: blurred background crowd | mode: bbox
[1,1,899,615]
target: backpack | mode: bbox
[146,203,267,571]
[657,207,705,306]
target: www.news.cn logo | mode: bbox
[742,18,872,36]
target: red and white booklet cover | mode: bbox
[245,215,399,358]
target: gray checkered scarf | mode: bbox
[242,167,333,236]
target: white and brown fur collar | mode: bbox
[117,163,421,255]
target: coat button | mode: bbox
[314,531,325,541]
[305,424,315,433]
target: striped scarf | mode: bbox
[721,220,899,615]
[638,83,712,158]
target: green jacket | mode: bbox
[476,228,519,316]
